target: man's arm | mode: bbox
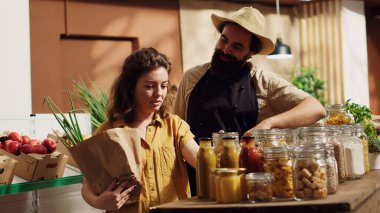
[246,96,326,133]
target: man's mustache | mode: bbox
[217,50,237,61]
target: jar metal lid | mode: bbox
[216,168,239,175]
[245,172,274,181]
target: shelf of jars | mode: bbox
[150,170,380,213]
[0,165,83,196]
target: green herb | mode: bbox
[72,79,109,130]
[290,66,326,106]
[345,99,380,153]
[43,92,84,148]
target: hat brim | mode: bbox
[211,14,275,55]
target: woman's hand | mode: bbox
[82,178,136,211]
[95,179,136,210]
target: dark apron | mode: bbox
[186,64,259,195]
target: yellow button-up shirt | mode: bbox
[95,113,194,213]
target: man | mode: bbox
[174,7,326,195]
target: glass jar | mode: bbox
[252,129,287,152]
[215,169,241,203]
[246,172,274,202]
[328,126,347,183]
[238,168,247,200]
[196,137,217,199]
[353,123,370,173]
[285,128,299,147]
[298,126,331,145]
[263,147,293,198]
[239,136,264,173]
[325,104,354,125]
[340,125,365,180]
[208,168,217,201]
[220,136,239,168]
[212,132,239,167]
[214,168,228,202]
[292,144,328,200]
[325,143,338,194]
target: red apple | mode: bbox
[6,140,20,155]
[41,138,57,153]
[20,144,35,154]
[7,132,22,143]
[33,144,47,154]
[21,135,31,145]
[0,143,3,149]
[29,139,41,146]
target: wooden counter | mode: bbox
[150,170,380,213]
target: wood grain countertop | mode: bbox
[150,170,380,213]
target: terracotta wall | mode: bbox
[30,0,182,113]
[366,5,380,115]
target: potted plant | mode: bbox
[290,66,326,106]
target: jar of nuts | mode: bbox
[263,147,293,199]
[246,172,274,202]
[292,144,328,200]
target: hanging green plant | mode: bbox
[290,66,326,106]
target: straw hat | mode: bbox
[211,7,274,55]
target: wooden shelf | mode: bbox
[150,170,380,213]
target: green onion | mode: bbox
[72,78,109,131]
[43,91,84,148]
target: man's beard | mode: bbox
[210,49,250,79]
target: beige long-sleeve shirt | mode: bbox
[173,63,310,124]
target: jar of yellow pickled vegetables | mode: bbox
[212,132,239,167]
[216,169,241,203]
[325,104,353,125]
[220,136,239,168]
[263,147,293,199]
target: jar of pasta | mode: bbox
[263,147,293,198]
[252,129,287,152]
[325,104,353,125]
[212,132,239,167]
[353,123,370,173]
[216,169,241,203]
[246,172,274,202]
[292,144,328,200]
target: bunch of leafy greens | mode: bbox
[72,79,109,131]
[44,93,84,148]
[345,99,380,153]
[290,66,326,106]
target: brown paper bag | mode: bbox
[68,127,142,204]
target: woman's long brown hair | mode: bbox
[107,47,173,124]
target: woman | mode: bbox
[81,48,199,213]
